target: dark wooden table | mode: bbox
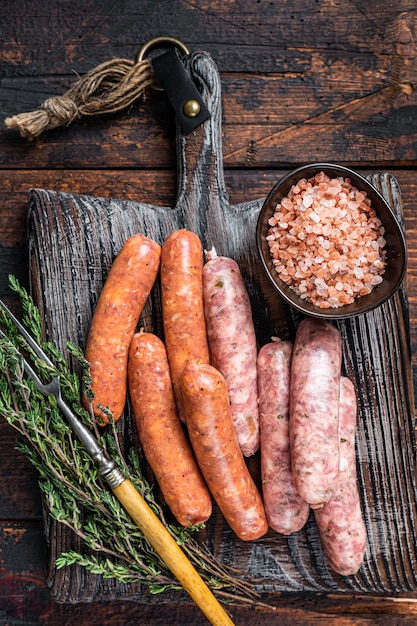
[1,1,417,624]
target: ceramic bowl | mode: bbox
[256,163,407,319]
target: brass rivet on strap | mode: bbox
[183,99,201,118]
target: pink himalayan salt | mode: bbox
[266,172,386,309]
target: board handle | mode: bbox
[175,51,230,239]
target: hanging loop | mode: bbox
[136,36,190,64]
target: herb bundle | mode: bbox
[0,276,258,605]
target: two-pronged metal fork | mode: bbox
[0,299,234,626]
[0,299,125,488]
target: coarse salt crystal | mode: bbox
[371,275,383,285]
[302,195,314,208]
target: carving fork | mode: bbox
[0,299,234,626]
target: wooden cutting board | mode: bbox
[27,50,417,603]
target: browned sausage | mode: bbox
[83,233,161,424]
[161,230,210,421]
[127,331,212,526]
[203,251,259,456]
[258,338,310,534]
[290,318,342,508]
[314,376,367,575]
[181,362,268,541]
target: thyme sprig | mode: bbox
[0,276,259,603]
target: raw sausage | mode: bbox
[161,230,210,421]
[203,250,259,456]
[83,233,161,424]
[314,376,367,575]
[258,338,310,534]
[181,362,268,541]
[290,318,342,508]
[128,331,212,526]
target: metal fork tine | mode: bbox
[0,326,54,396]
[0,303,124,480]
[0,308,123,486]
[0,299,55,369]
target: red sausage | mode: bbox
[161,230,210,421]
[83,233,161,424]
[314,377,367,575]
[258,338,310,534]
[127,331,212,526]
[290,318,342,508]
[203,251,259,456]
[181,362,268,541]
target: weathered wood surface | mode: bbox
[26,51,417,603]
[2,1,417,624]
[1,1,416,170]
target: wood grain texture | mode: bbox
[1,1,416,169]
[25,51,417,603]
[2,1,417,623]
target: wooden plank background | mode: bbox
[1,1,417,624]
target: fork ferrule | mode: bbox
[98,461,125,489]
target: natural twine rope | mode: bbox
[5,57,156,140]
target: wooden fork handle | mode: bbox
[112,479,235,626]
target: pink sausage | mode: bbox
[258,338,310,534]
[290,318,342,508]
[314,377,367,575]
[202,251,259,456]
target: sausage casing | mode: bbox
[314,376,367,575]
[258,338,310,534]
[290,318,342,508]
[161,230,210,421]
[203,252,259,456]
[128,332,212,526]
[84,233,161,424]
[181,362,268,541]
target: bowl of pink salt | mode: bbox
[256,163,407,319]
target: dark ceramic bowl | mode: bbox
[256,163,407,319]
